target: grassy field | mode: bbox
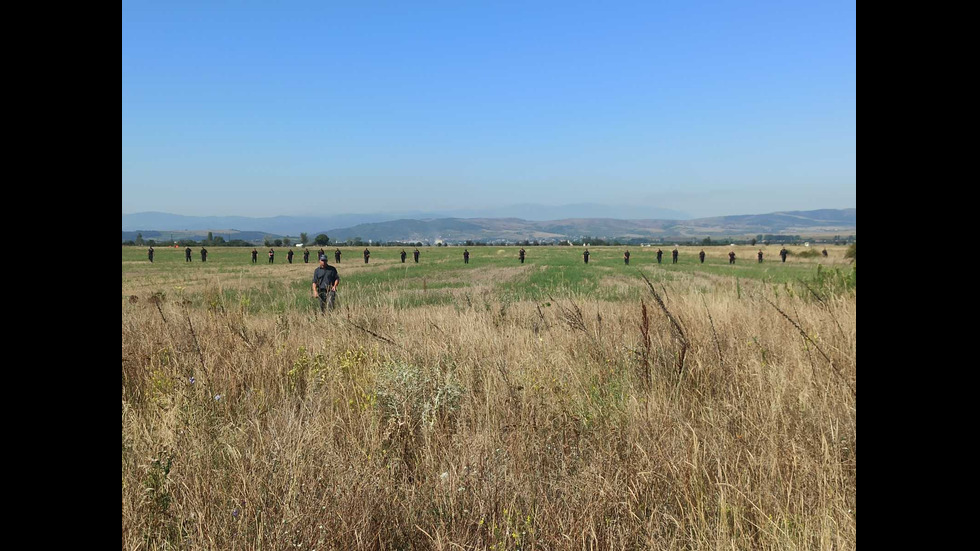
[122,245,855,549]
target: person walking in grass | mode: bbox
[624,249,630,265]
[311,255,340,313]
[251,248,258,263]
[519,248,526,264]
[699,249,705,263]
[656,248,663,264]
[185,247,192,262]
[287,249,294,264]
[729,250,736,264]
[401,249,407,263]
[334,248,341,263]
[463,249,470,264]
[583,249,590,264]
[363,248,370,264]
[757,249,764,263]
[780,247,788,262]
[822,248,828,257]
[268,248,274,264]
[147,246,154,263]
[672,248,678,264]
[414,248,420,263]
[303,248,310,263]
[200,247,208,262]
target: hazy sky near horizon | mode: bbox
[122,1,855,219]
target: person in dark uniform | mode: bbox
[656,249,663,264]
[757,249,764,263]
[334,248,341,263]
[583,249,590,264]
[318,248,326,262]
[400,249,407,263]
[185,247,192,262]
[303,248,310,263]
[519,248,526,264]
[822,248,829,257]
[251,248,258,263]
[463,249,470,264]
[147,246,154,263]
[200,247,208,262]
[624,249,630,265]
[363,248,370,264]
[729,251,736,264]
[268,248,274,264]
[414,248,420,263]
[671,248,678,264]
[699,249,705,264]
[780,247,788,262]
[311,255,340,313]
[287,249,294,264]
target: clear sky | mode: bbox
[122,1,856,219]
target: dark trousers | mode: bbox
[186,256,191,262]
[318,290,337,312]
[624,258,629,265]
[414,256,419,263]
[336,255,341,263]
[520,257,524,263]
[269,257,273,263]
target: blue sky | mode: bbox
[122,1,856,219]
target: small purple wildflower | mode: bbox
[214,394,222,401]
[232,508,240,518]
[189,377,195,384]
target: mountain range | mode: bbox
[122,207,855,243]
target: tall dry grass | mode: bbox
[122,276,855,550]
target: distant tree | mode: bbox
[213,236,226,245]
[135,233,144,246]
[207,231,214,245]
[701,237,712,246]
[283,237,291,247]
[300,233,309,245]
[314,234,330,246]
[146,239,156,246]
[273,239,283,247]
[264,237,273,247]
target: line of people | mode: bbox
[149,245,820,265]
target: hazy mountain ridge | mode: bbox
[123,208,855,243]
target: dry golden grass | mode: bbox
[122,273,855,549]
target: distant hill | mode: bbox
[122,208,855,244]
[321,209,856,242]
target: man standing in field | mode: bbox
[672,248,678,264]
[363,248,370,264]
[311,255,340,313]
[251,248,258,263]
[583,249,590,264]
[268,248,275,264]
[729,251,736,264]
[624,249,630,265]
[185,247,192,262]
[822,248,829,257]
[463,249,470,264]
[656,249,663,264]
[699,249,705,263]
[400,249,407,263]
[758,249,764,263]
[334,248,341,263]
[303,248,310,263]
[519,248,526,264]
[780,247,788,262]
[287,249,294,264]
[200,247,208,262]
[147,246,154,263]
[414,248,420,263]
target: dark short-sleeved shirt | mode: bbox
[313,265,340,292]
